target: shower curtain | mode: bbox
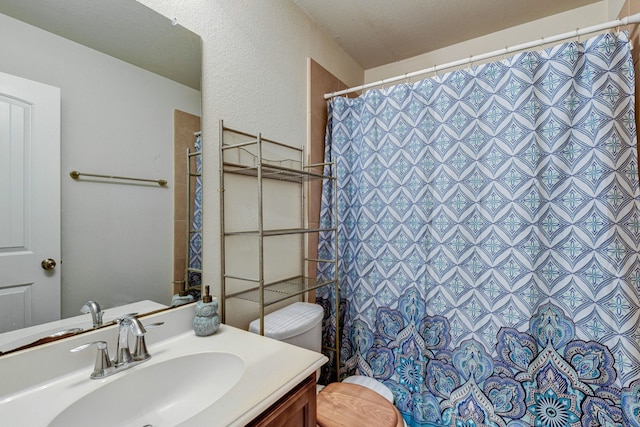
[317,32,640,426]
[188,134,203,287]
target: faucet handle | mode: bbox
[115,312,139,322]
[144,322,165,328]
[71,340,108,352]
[71,341,114,379]
[132,322,164,361]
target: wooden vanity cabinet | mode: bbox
[248,374,317,427]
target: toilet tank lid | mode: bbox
[249,302,324,340]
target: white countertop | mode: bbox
[0,303,328,426]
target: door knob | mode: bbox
[41,258,57,270]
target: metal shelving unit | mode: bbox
[219,120,339,376]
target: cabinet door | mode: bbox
[248,374,316,427]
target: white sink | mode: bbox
[0,304,327,427]
[48,352,244,427]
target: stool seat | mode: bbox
[317,382,404,427]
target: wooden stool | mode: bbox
[317,382,404,427]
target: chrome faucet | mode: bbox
[71,314,163,379]
[115,314,146,366]
[80,300,104,328]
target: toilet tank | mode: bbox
[248,302,324,352]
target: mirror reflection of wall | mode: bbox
[0,9,201,322]
[173,111,202,299]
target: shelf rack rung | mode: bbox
[224,227,336,237]
[225,276,336,306]
[223,162,331,183]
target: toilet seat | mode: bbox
[316,382,404,427]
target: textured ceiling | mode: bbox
[1,1,606,83]
[294,0,603,69]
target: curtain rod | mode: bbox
[324,12,640,99]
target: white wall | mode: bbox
[365,2,612,83]
[0,13,201,317]
[138,0,364,327]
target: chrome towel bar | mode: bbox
[69,170,167,186]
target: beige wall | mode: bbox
[306,59,351,302]
[138,0,364,327]
[365,2,617,83]
[173,111,201,295]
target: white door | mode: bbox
[0,71,60,333]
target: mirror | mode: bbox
[0,0,202,354]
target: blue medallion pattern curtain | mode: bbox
[316,32,640,426]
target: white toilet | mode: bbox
[249,301,324,387]
[249,302,405,427]
[248,301,324,354]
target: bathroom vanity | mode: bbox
[248,373,317,426]
[0,303,327,426]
